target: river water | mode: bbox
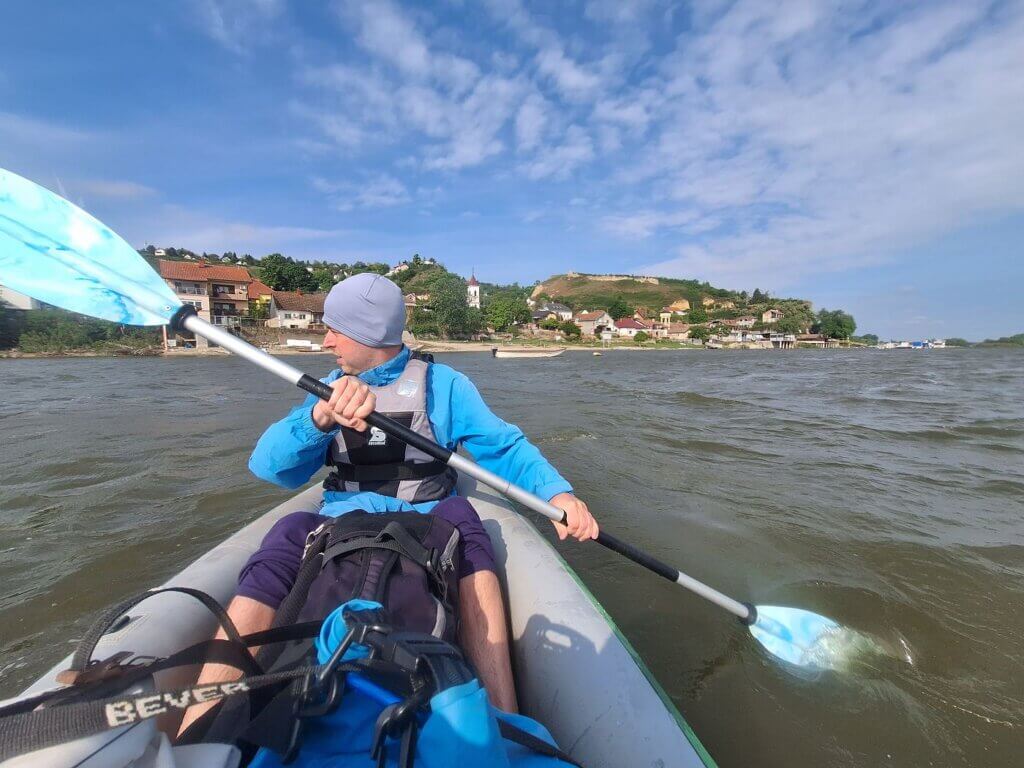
[1,349,1022,766]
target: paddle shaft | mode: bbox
[178,311,754,624]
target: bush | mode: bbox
[688,326,711,342]
[633,331,650,344]
[688,306,708,323]
[559,320,581,338]
[17,309,160,353]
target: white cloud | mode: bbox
[73,179,157,200]
[0,111,92,148]
[520,125,594,180]
[601,210,703,239]
[337,0,480,92]
[514,92,549,151]
[627,0,1024,287]
[128,203,342,257]
[191,0,284,54]
[331,175,412,211]
[534,47,601,99]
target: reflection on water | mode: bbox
[1,349,1023,766]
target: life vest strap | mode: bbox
[326,458,449,483]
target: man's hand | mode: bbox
[548,492,599,542]
[311,376,376,432]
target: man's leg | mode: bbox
[458,569,519,713]
[176,595,276,737]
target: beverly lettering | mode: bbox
[104,681,249,727]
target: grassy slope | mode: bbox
[532,274,739,312]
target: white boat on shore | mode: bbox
[492,347,567,359]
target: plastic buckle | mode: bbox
[55,651,137,686]
[282,610,394,764]
[370,688,430,768]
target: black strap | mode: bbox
[322,522,434,570]
[0,661,332,763]
[328,459,449,483]
[71,587,247,673]
[0,621,323,722]
[499,720,585,767]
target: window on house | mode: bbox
[283,312,293,319]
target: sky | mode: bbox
[1,0,1022,340]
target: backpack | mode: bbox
[270,511,462,646]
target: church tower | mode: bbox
[467,271,480,309]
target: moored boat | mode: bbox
[9,478,715,767]
[492,347,567,359]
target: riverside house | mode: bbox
[267,290,327,330]
[761,308,783,324]
[247,278,273,315]
[0,283,41,310]
[158,260,251,328]
[614,317,650,338]
[667,322,691,340]
[573,310,614,336]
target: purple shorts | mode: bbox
[236,496,496,610]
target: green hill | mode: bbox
[529,272,814,321]
[530,272,738,311]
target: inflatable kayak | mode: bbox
[10,477,716,768]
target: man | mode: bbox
[248,273,598,546]
[180,273,597,732]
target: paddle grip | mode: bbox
[596,531,679,584]
[295,374,454,463]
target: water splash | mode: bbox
[750,605,903,673]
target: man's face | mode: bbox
[323,328,376,375]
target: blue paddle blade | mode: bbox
[749,605,842,670]
[0,168,180,325]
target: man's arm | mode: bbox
[430,367,598,540]
[248,374,344,489]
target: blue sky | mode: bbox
[1,0,1022,340]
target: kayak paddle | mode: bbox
[0,167,844,671]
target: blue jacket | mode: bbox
[249,347,572,515]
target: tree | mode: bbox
[559,320,581,339]
[633,331,650,344]
[814,309,857,339]
[428,272,476,338]
[486,294,531,331]
[407,307,438,337]
[856,333,879,345]
[688,326,712,343]
[688,305,708,323]
[259,254,290,290]
[260,253,319,291]
[607,296,632,320]
[249,301,269,321]
[539,317,561,330]
[946,337,971,347]
[751,288,765,303]
[776,316,804,334]
[312,267,336,292]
